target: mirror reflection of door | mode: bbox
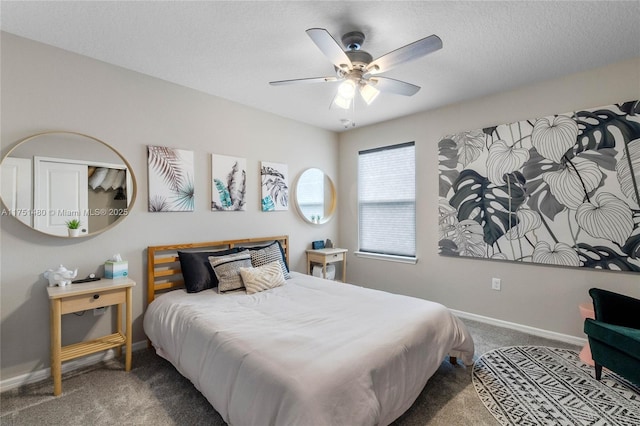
[31,156,130,236]
[33,157,89,236]
[1,157,32,227]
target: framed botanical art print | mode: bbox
[147,145,194,212]
[211,154,246,211]
[261,161,289,211]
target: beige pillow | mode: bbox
[240,261,286,294]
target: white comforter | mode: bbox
[144,272,474,426]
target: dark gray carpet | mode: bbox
[0,319,581,425]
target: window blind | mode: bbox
[358,142,416,257]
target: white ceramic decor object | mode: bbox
[44,265,78,287]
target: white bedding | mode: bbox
[144,272,474,426]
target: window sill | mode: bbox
[354,251,418,264]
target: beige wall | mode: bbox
[338,57,640,338]
[0,33,338,380]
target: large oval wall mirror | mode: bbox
[294,168,336,225]
[0,131,137,238]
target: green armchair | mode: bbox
[583,288,640,386]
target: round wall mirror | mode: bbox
[1,131,137,238]
[294,168,336,225]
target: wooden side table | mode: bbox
[306,248,348,282]
[47,277,135,396]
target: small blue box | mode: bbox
[105,261,128,279]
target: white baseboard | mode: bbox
[451,309,587,347]
[0,340,148,393]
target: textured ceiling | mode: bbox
[2,1,639,132]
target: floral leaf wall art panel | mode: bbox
[147,145,195,212]
[438,100,640,273]
[261,162,289,211]
[211,154,246,211]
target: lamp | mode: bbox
[333,77,381,109]
[359,81,380,105]
[333,79,357,109]
[338,79,357,98]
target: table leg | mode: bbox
[342,254,346,282]
[115,302,122,359]
[50,299,62,396]
[125,287,132,371]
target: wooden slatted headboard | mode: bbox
[146,235,289,305]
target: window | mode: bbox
[296,168,325,220]
[357,142,416,260]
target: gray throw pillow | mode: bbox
[242,241,291,279]
[209,251,252,293]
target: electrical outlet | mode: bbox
[93,306,107,316]
[491,278,501,291]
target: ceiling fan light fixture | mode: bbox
[332,79,356,109]
[333,92,353,110]
[273,28,441,116]
[337,79,356,99]
[359,82,380,105]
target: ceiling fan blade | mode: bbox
[306,28,353,70]
[371,77,421,96]
[366,34,442,75]
[269,76,338,86]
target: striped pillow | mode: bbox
[209,251,252,293]
[239,261,286,294]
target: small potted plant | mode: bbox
[66,219,82,237]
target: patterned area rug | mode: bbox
[472,346,640,425]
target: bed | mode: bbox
[144,236,475,426]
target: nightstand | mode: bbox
[306,248,348,282]
[47,277,135,396]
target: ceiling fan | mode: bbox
[269,28,442,110]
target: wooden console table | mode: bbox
[47,277,135,396]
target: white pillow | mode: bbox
[111,170,126,189]
[240,261,286,294]
[88,167,108,189]
[100,168,120,190]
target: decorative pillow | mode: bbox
[111,169,126,190]
[209,251,252,293]
[240,261,286,294]
[178,248,240,293]
[88,167,108,189]
[99,168,120,191]
[242,240,290,279]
